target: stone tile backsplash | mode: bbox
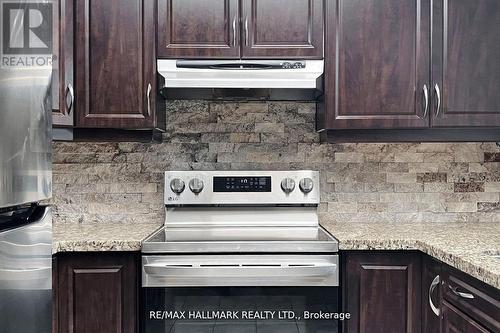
[52,101,500,224]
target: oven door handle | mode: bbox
[144,262,336,278]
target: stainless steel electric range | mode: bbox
[142,171,340,333]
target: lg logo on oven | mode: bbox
[1,0,53,68]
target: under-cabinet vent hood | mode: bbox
[158,60,324,90]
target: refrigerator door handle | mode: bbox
[0,267,51,280]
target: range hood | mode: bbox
[157,60,324,100]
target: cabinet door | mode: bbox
[432,0,500,127]
[323,0,430,129]
[56,253,138,333]
[442,301,489,333]
[344,251,421,333]
[75,0,156,128]
[52,0,74,127]
[422,256,442,333]
[158,0,240,59]
[241,0,323,59]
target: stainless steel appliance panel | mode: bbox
[158,59,324,89]
[0,206,52,333]
[143,285,340,333]
[142,225,339,254]
[142,170,340,332]
[142,254,339,287]
[0,60,52,208]
[165,171,319,206]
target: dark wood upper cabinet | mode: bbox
[157,0,240,59]
[74,0,157,129]
[241,0,323,59]
[321,0,431,130]
[343,251,422,333]
[52,0,74,127]
[320,0,500,135]
[56,252,138,333]
[432,0,500,127]
[157,0,322,59]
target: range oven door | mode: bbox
[142,254,340,333]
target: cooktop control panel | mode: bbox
[213,176,271,192]
[164,171,319,206]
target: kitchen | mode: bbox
[0,0,499,333]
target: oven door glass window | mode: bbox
[143,287,340,333]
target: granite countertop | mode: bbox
[320,216,500,289]
[53,222,162,253]
[53,218,500,289]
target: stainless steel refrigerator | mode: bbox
[0,1,53,332]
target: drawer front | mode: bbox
[443,267,500,332]
[442,301,489,333]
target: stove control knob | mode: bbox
[189,178,204,194]
[299,178,314,194]
[281,178,296,194]
[170,178,185,194]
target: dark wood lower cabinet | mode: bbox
[343,252,500,333]
[442,265,500,333]
[442,301,489,333]
[422,256,442,333]
[54,252,139,333]
[52,250,499,333]
[343,251,422,333]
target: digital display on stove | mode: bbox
[213,176,272,192]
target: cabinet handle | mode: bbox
[65,83,74,115]
[232,16,237,46]
[429,274,440,317]
[244,17,249,46]
[422,84,429,119]
[434,84,441,117]
[449,285,475,300]
[146,83,152,117]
